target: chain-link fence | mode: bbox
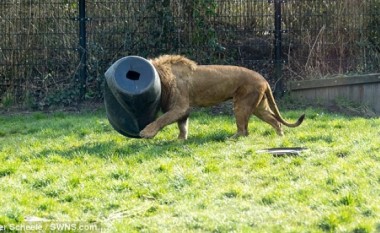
[1,0,379,109]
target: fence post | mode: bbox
[78,0,87,101]
[273,0,284,98]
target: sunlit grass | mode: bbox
[0,108,379,232]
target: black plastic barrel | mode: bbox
[104,56,161,138]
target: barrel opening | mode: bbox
[126,70,140,81]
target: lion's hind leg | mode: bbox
[232,91,264,138]
[253,98,284,136]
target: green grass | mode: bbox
[0,108,379,232]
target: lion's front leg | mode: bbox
[177,116,189,140]
[140,107,190,139]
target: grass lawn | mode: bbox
[0,107,379,232]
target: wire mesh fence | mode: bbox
[0,1,79,108]
[1,0,379,109]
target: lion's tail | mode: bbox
[265,84,305,127]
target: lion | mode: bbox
[139,55,305,139]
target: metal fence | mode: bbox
[1,0,379,109]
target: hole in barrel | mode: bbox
[126,70,140,81]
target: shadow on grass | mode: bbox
[37,130,233,160]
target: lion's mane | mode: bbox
[150,55,197,111]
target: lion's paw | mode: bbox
[139,125,158,139]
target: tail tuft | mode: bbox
[298,114,306,125]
